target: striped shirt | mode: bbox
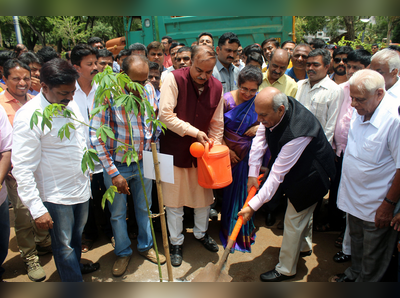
[90,82,157,178]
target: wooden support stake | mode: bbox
[151,143,173,282]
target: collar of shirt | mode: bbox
[269,111,287,132]
[387,76,400,97]
[306,75,330,91]
[355,93,391,129]
[264,70,285,86]
[3,89,32,104]
[216,59,235,73]
[75,80,97,96]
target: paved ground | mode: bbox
[2,198,353,283]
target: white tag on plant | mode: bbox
[143,151,174,184]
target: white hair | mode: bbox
[348,69,385,95]
[371,48,400,73]
[272,92,289,112]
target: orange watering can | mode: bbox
[190,141,232,189]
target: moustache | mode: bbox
[61,99,70,105]
[91,70,99,75]
[196,77,206,81]
[271,70,281,76]
[307,70,316,75]
[227,56,234,60]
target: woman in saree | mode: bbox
[219,65,263,252]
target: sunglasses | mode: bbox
[334,57,348,64]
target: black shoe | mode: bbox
[300,250,312,257]
[330,273,355,282]
[209,208,218,220]
[265,212,276,226]
[81,262,100,274]
[170,245,183,267]
[333,251,351,263]
[196,233,219,252]
[260,269,295,282]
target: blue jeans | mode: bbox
[103,160,153,257]
[44,200,89,282]
[0,198,10,280]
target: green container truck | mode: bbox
[123,16,294,48]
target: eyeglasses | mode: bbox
[239,87,258,96]
[334,57,348,64]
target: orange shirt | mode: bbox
[0,90,33,126]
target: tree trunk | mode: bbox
[57,38,63,53]
[26,18,45,46]
[343,16,355,41]
[387,17,392,46]
[0,27,3,48]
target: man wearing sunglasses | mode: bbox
[330,46,353,85]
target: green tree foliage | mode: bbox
[47,16,92,48]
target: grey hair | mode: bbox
[371,48,400,72]
[348,69,385,95]
[272,92,289,112]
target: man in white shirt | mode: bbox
[0,105,12,282]
[296,48,343,145]
[12,58,100,282]
[333,69,400,282]
[370,48,400,101]
[71,44,112,252]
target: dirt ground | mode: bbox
[2,198,355,283]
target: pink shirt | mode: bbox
[332,82,353,157]
[163,53,172,68]
[248,122,312,211]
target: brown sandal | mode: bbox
[81,239,94,253]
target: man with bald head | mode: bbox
[239,87,335,281]
[90,54,166,277]
[259,49,297,97]
[332,69,400,282]
[159,45,224,267]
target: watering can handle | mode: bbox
[203,139,214,159]
[229,174,263,241]
[201,141,215,185]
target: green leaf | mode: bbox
[87,153,95,171]
[58,126,65,140]
[96,126,102,139]
[81,152,88,173]
[100,129,107,142]
[88,149,100,162]
[101,185,118,209]
[64,125,71,139]
[103,126,115,139]
[126,152,132,167]
[30,110,39,129]
[131,150,139,163]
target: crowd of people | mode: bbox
[0,31,399,283]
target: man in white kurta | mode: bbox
[159,45,224,267]
[334,69,400,282]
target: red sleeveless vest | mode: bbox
[159,67,223,168]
